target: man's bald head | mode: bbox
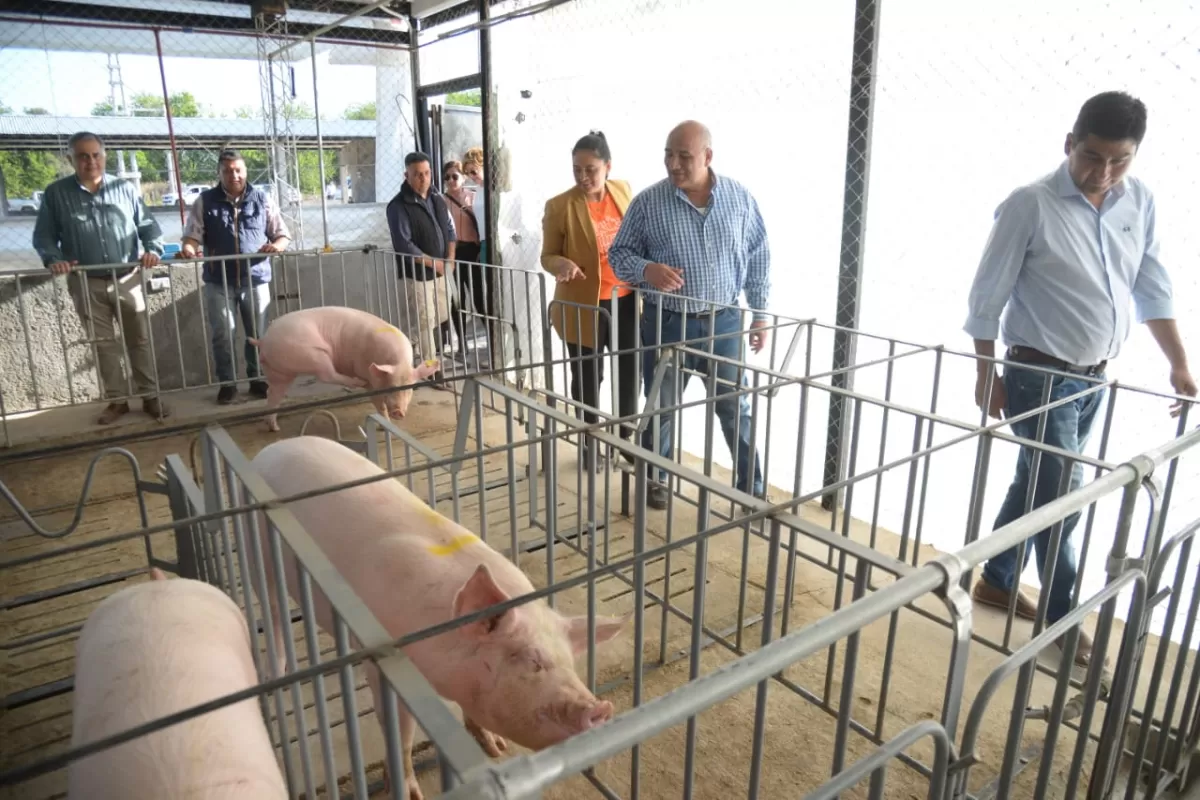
[664,120,713,192]
[666,120,712,151]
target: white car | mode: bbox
[7,191,42,214]
[257,182,300,205]
[161,185,204,207]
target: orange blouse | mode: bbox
[587,192,630,299]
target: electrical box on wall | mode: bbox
[410,0,463,19]
[251,0,288,25]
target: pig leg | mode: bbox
[463,716,508,757]
[261,369,295,433]
[306,352,369,390]
[253,509,290,679]
[366,662,423,800]
[370,395,388,419]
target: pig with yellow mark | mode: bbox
[249,435,628,800]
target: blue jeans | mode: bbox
[204,281,271,384]
[980,364,1106,624]
[640,305,764,497]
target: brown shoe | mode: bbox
[97,402,130,425]
[1057,629,1096,668]
[142,397,171,419]
[973,579,1039,621]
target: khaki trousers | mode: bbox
[70,271,157,401]
[402,268,453,362]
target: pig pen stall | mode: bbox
[2,270,1200,799]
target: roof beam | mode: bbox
[3,0,410,47]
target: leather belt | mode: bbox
[1007,345,1106,377]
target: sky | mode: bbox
[0,19,479,119]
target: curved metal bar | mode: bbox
[0,447,147,539]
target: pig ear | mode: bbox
[452,564,512,637]
[564,614,629,655]
[414,359,440,381]
[370,362,396,377]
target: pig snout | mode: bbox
[579,699,614,731]
[524,694,615,750]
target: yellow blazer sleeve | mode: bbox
[540,196,565,273]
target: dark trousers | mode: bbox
[565,292,640,446]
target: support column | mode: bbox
[478,0,501,372]
[821,0,883,511]
[164,150,177,205]
[375,40,415,203]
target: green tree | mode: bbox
[280,101,315,120]
[0,100,10,115]
[92,92,202,118]
[130,150,169,183]
[0,151,69,197]
[296,150,339,194]
[445,90,481,107]
[343,101,376,120]
[23,107,51,115]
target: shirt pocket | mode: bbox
[1107,208,1145,269]
[707,210,744,255]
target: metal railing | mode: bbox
[3,288,1200,798]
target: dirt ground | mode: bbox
[0,384,1176,799]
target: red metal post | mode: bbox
[153,27,187,230]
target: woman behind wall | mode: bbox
[540,131,641,471]
[441,160,482,360]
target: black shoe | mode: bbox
[216,385,237,405]
[648,484,669,510]
[248,380,269,399]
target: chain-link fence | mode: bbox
[0,5,420,265]
[481,0,1200,632]
[854,0,1200,651]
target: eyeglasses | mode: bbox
[445,173,463,181]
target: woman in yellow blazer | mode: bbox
[540,131,640,470]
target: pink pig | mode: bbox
[249,435,627,800]
[248,306,440,432]
[67,568,287,800]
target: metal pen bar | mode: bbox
[747,519,783,798]
[298,569,341,798]
[203,426,488,774]
[802,720,951,800]
[440,562,950,800]
[336,617,370,800]
[476,377,915,576]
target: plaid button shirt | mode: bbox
[609,171,771,320]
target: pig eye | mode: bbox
[511,649,546,672]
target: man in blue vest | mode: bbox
[180,149,291,404]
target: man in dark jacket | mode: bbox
[180,149,291,404]
[386,152,456,376]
